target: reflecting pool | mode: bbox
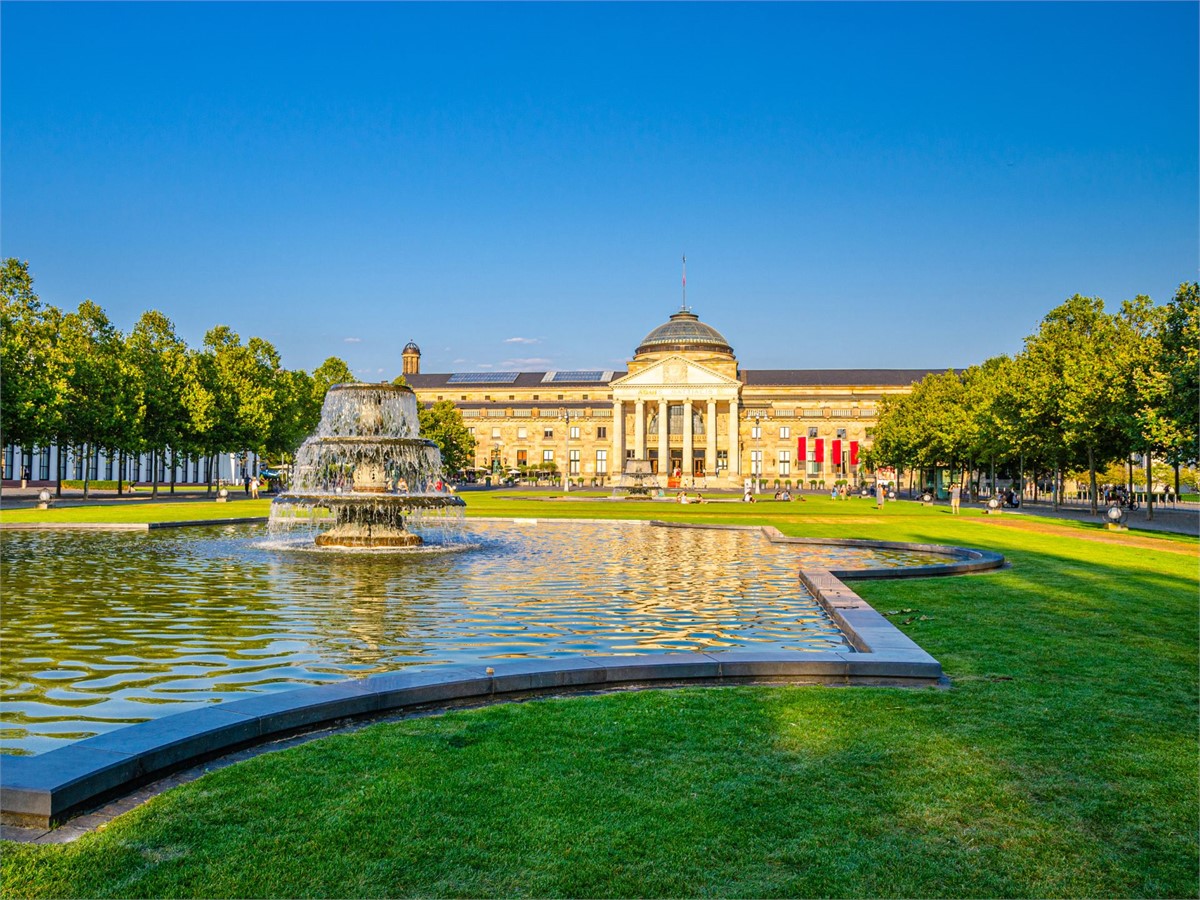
[1,521,947,755]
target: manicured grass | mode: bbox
[0,498,272,524]
[2,491,1197,897]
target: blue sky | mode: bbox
[3,2,1196,378]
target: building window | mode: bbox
[626,449,636,460]
[557,394,564,400]
[509,395,515,400]
[717,450,728,472]
[779,426,790,439]
[468,427,476,437]
[517,427,527,439]
[751,424,762,439]
[750,450,763,476]
[516,450,528,466]
[543,450,555,463]
[569,449,580,475]
[596,449,608,475]
[461,396,467,401]
[544,427,554,439]
[808,427,818,439]
[583,394,588,400]
[570,426,580,440]
[836,428,847,440]
[597,426,607,439]
[807,450,821,476]
[533,395,539,400]
[778,450,791,477]
[38,447,51,480]
[491,428,501,439]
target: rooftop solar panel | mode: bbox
[542,370,613,383]
[446,372,521,384]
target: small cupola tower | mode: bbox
[401,340,421,376]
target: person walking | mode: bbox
[950,482,962,515]
[249,475,260,500]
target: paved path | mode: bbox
[971,499,1199,537]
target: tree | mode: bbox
[1156,282,1199,474]
[264,367,317,465]
[193,327,279,491]
[0,259,63,475]
[57,301,138,498]
[313,356,355,396]
[418,400,476,476]
[126,311,189,497]
[1013,295,1126,512]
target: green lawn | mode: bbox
[2,491,1197,897]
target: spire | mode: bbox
[681,254,690,312]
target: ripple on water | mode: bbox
[0,521,950,755]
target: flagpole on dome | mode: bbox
[681,254,689,312]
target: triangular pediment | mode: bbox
[610,356,739,390]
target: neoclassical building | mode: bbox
[404,308,938,490]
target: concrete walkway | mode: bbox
[971,499,1199,537]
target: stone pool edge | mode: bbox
[0,520,1002,830]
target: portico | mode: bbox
[610,356,741,486]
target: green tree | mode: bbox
[418,400,476,476]
[57,301,138,498]
[0,259,63,475]
[127,311,191,497]
[1156,282,1199,481]
[193,327,279,491]
[1012,295,1126,512]
[314,356,355,395]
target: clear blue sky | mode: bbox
[3,2,1196,378]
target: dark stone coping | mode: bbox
[0,519,1003,829]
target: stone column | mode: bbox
[728,397,740,480]
[634,399,646,460]
[657,398,669,477]
[612,400,624,476]
[706,399,717,477]
[681,398,693,482]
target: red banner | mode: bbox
[814,438,824,465]
[850,440,859,466]
[831,439,842,466]
[797,437,806,462]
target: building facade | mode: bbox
[405,308,940,490]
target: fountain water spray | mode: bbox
[269,383,465,547]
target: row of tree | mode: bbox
[864,284,1200,516]
[1,258,475,496]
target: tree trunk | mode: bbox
[206,453,214,496]
[82,442,91,500]
[117,450,124,495]
[55,440,64,497]
[1088,445,1098,515]
[150,449,159,499]
[170,448,177,495]
[1052,462,1060,510]
[1174,460,1181,504]
[1127,456,1134,497]
[1145,452,1154,521]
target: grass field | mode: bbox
[2,491,1197,898]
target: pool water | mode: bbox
[0,521,944,755]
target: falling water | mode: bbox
[268,383,465,546]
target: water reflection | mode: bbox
[0,522,940,755]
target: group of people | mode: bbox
[675,491,707,504]
[242,473,261,499]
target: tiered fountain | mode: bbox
[269,383,464,547]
